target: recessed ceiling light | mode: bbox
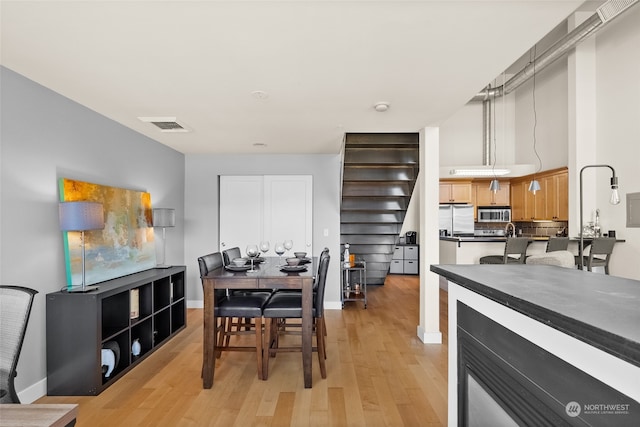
[374,102,390,112]
[253,142,267,147]
[251,90,269,100]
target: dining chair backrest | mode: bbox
[546,237,569,252]
[197,252,226,298]
[503,237,530,263]
[198,252,224,280]
[314,247,330,291]
[0,285,38,403]
[222,247,242,266]
[314,253,331,317]
[587,237,616,271]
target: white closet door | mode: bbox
[219,176,263,255]
[219,175,312,257]
[263,175,313,255]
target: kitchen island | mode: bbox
[431,264,640,426]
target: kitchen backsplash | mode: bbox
[475,221,569,237]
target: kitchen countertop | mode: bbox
[430,264,640,368]
[440,235,551,243]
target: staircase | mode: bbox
[340,133,420,285]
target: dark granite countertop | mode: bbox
[430,264,640,368]
[439,236,625,243]
[439,236,550,243]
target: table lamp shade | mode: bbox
[59,202,104,231]
[153,208,175,228]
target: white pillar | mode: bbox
[568,11,598,234]
[418,127,442,344]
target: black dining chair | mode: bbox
[479,237,530,264]
[261,252,330,380]
[0,285,38,403]
[273,248,330,334]
[197,252,269,379]
[221,246,273,329]
[222,247,242,266]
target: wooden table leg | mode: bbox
[203,279,216,388]
[301,278,313,388]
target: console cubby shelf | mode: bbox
[46,266,186,396]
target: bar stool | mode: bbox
[546,237,569,252]
[479,237,530,264]
[577,237,616,274]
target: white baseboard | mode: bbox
[187,300,203,309]
[17,377,47,403]
[417,326,443,344]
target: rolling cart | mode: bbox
[341,261,367,309]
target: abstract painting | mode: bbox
[59,178,156,288]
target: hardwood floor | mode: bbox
[37,275,448,426]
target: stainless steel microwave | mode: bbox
[477,206,511,223]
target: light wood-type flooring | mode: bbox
[37,275,448,426]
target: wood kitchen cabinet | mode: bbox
[472,180,510,220]
[542,170,568,220]
[474,180,510,207]
[510,168,568,221]
[439,180,472,203]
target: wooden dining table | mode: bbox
[201,256,316,389]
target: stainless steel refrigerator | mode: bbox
[439,204,474,236]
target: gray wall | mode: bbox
[184,154,342,307]
[0,66,186,400]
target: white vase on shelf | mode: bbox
[132,338,141,356]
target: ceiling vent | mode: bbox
[138,116,191,133]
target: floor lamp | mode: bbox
[153,208,175,268]
[579,165,620,270]
[59,201,105,292]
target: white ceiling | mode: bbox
[1,1,586,155]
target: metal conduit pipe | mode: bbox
[482,99,491,166]
[471,0,638,103]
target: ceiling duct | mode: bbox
[472,0,639,103]
[461,0,639,172]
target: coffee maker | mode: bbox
[405,231,417,244]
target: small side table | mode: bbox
[341,261,367,308]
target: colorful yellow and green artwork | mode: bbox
[59,178,156,288]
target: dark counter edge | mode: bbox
[430,264,640,369]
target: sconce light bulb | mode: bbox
[610,188,620,205]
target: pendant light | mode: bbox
[529,46,542,195]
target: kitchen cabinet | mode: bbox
[473,180,510,220]
[510,168,568,221]
[511,179,544,220]
[542,171,568,220]
[439,180,472,203]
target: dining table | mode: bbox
[201,256,317,389]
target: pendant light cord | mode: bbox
[531,45,542,175]
[492,81,498,179]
